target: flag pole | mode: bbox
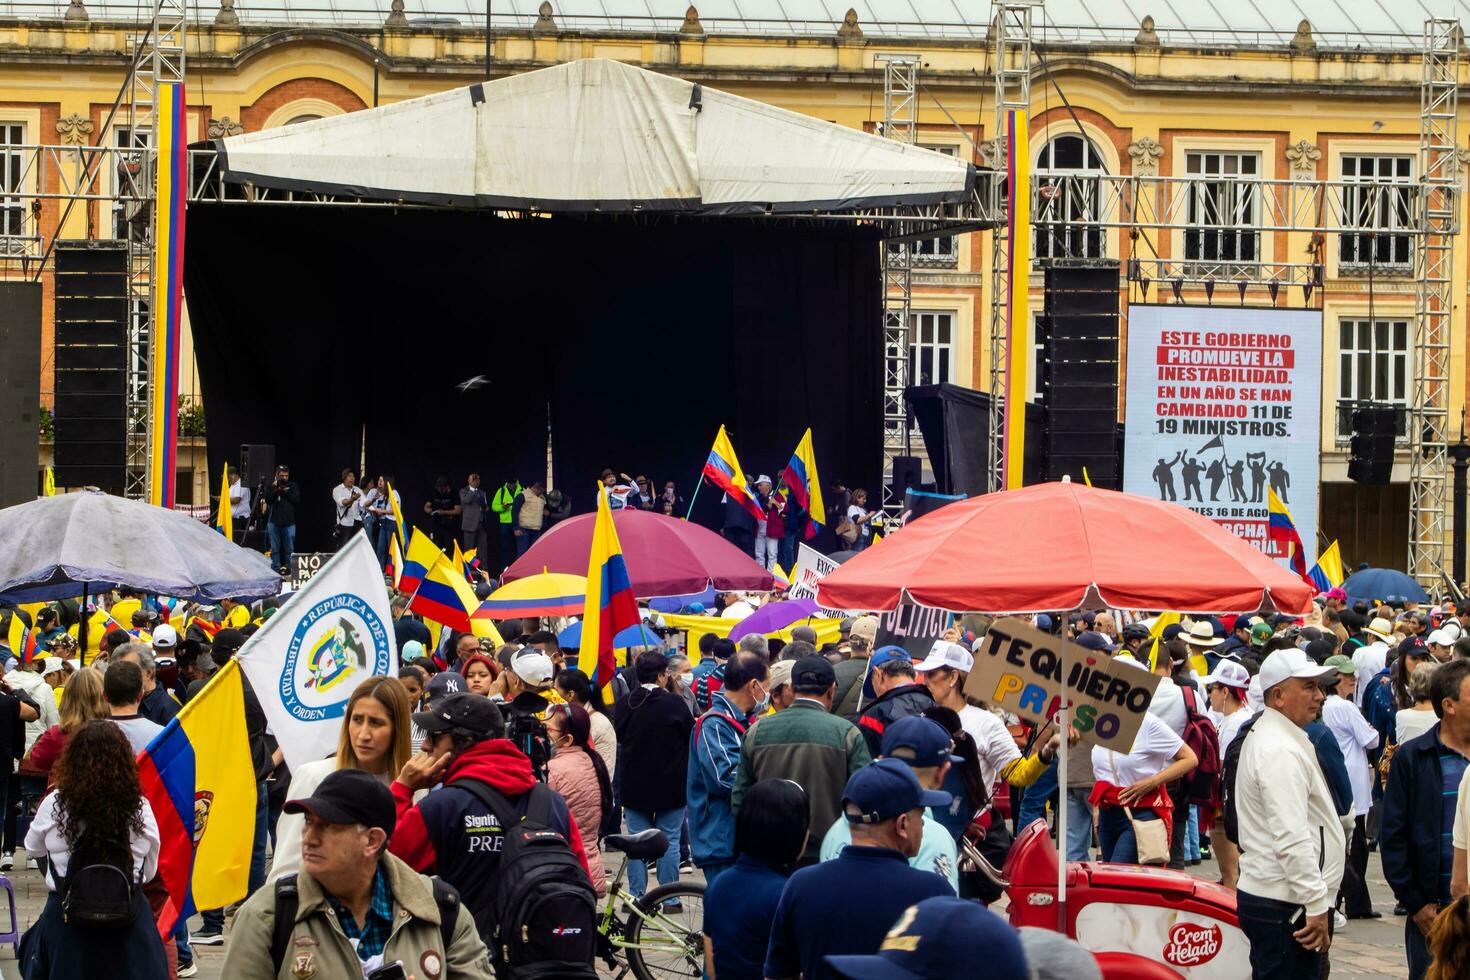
[685,474,705,522]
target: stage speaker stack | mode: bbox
[53,242,128,492]
[1347,404,1400,486]
[890,455,922,499]
[1039,262,1121,486]
[0,281,42,507]
[240,443,276,489]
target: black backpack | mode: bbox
[457,778,599,979]
[1220,713,1261,850]
[60,839,137,926]
[270,872,461,974]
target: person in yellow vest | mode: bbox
[219,597,250,630]
[511,482,547,560]
[490,478,521,570]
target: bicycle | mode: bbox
[595,827,707,979]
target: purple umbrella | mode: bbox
[728,598,822,642]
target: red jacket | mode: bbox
[389,739,592,881]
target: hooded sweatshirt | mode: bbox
[390,739,592,935]
[615,684,694,813]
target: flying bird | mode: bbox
[456,375,489,392]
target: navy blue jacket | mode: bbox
[1381,722,1454,914]
[1305,721,1353,818]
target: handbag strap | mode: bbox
[1105,749,1143,827]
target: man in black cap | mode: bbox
[225,769,494,980]
[764,759,954,980]
[731,655,873,865]
[387,692,592,939]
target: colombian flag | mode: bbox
[6,613,38,663]
[1307,539,1345,594]
[1267,488,1312,585]
[215,463,232,542]
[580,485,640,699]
[137,657,256,933]
[399,528,441,595]
[780,428,826,539]
[703,425,763,521]
[410,554,504,645]
[388,532,404,589]
[385,481,408,552]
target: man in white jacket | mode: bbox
[1234,647,1345,979]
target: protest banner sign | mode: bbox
[788,543,839,602]
[875,603,954,659]
[965,617,1160,753]
[238,534,397,772]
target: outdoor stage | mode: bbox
[182,58,996,548]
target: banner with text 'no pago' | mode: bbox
[237,533,397,772]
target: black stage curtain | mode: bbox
[185,204,881,551]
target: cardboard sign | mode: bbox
[788,543,840,602]
[964,617,1161,753]
[875,604,955,659]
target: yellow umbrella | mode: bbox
[481,571,588,618]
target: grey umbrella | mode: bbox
[0,490,280,606]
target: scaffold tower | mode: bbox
[879,52,919,513]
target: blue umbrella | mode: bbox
[557,620,662,650]
[648,585,717,614]
[1342,566,1429,605]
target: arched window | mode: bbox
[1034,133,1105,260]
[284,114,323,127]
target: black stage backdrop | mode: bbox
[186,204,881,552]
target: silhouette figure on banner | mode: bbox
[1268,461,1290,504]
[1205,458,1227,501]
[1152,451,1184,501]
[1247,453,1268,503]
[1181,457,1205,502]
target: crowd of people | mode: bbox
[12,551,1470,978]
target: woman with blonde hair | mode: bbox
[270,675,413,880]
[25,669,109,787]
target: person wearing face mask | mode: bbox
[271,676,415,882]
[545,702,614,895]
[687,651,769,885]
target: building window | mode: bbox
[1034,134,1105,260]
[1184,151,1260,265]
[886,144,959,268]
[1,123,25,244]
[909,311,955,386]
[283,114,323,127]
[1339,155,1412,270]
[113,127,150,242]
[1337,318,1409,438]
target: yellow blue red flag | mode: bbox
[1267,488,1311,584]
[780,428,826,539]
[1307,539,1345,594]
[399,528,442,595]
[137,657,256,932]
[215,463,232,541]
[703,425,763,521]
[580,485,640,698]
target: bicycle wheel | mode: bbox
[623,881,706,980]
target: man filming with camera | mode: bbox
[262,464,300,576]
[388,692,594,966]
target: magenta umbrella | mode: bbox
[728,598,822,642]
[501,510,775,598]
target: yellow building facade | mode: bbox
[0,8,1463,564]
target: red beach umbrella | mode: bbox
[501,509,774,599]
[815,480,1315,614]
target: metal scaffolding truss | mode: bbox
[1408,19,1460,585]
[878,53,919,513]
[121,0,186,501]
[987,0,1037,493]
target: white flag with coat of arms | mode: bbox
[236,533,398,773]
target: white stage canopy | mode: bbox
[212,58,976,214]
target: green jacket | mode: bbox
[731,698,872,861]
[223,851,494,980]
[832,654,870,722]
[491,483,521,524]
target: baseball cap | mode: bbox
[1161,622,1185,642]
[841,758,951,825]
[424,670,466,709]
[1324,654,1356,674]
[1399,635,1430,660]
[151,624,178,649]
[881,716,963,767]
[401,639,425,664]
[914,640,972,674]
[862,646,910,699]
[1430,628,1457,647]
[511,650,555,688]
[213,628,246,656]
[1034,613,1054,632]
[1200,660,1251,691]
[1250,622,1274,645]
[1258,647,1336,692]
[1326,586,1349,602]
[827,896,1027,980]
[1304,638,1336,664]
[839,616,857,634]
[768,659,794,690]
[850,615,880,647]
[791,654,837,691]
[284,768,396,838]
[1074,631,1115,653]
[413,691,504,738]
[41,656,63,675]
